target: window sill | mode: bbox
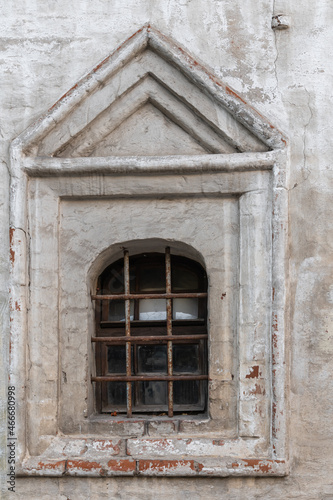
[18,435,288,477]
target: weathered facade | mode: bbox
[1,2,333,499]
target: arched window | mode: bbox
[92,247,208,417]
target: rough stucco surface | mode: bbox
[1,1,333,499]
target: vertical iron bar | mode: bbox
[124,249,132,417]
[165,247,173,417]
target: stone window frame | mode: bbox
[9,26,289,477]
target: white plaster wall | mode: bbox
[1,0,333,498]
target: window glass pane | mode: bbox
[174,380,199,405]
[107,381,127,406]
[139,265,165,292]
[138,345,167,373]
[173,298,198,319]
[101,264,136,293]
[139,381,167,406]
[108,345,134,373]
[139,299,166,320]
[172,267,199,291]
[173,344,199,373]
[104,267,124,294]
[108,300,134,321]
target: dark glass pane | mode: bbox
[138,345,167,373]
[104,267,124,294]
[107,381,127,406]
[139,381,167,406]
[107,345,127,373]
[172,266,199,291]
[173,344,199,373]
[139,264,166,292]
[101,262,136,293]
[108,300,134,321]
[174,380,199,405]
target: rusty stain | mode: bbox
[245,366,259,379]
[15,301,20,311]
[9,227,15,263]
[272,287,275,301]
[221,292,226,300]
[272,402,277,439]
[225,86,247,106]
[212,439,225,446]
[107,459,136,472]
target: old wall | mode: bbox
[1,0,332,498]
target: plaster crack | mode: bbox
[2,159,10,180]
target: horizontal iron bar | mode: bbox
[92,375,209,382]
[91,334,208,343]
[92,292,207,300]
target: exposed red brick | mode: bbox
[245,366,260,379]
[249,383,265,395]
[139,459,203,473]
[67,459,102,473]
[107,459,136,472]
[232,459,284,474]
[37,460,66,471]
[243,459,272,473]
[93,439,121,454]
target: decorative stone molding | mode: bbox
[9,25,288,477]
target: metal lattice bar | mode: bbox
[165,247,173,417]
[92,292,207,300]
[92,375,209,382]
[124,249,132,417]
[92,334,208,343]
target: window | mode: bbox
[92,247,208,417]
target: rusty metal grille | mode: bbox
[91,247,208,418]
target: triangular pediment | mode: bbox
[16,25,286,158]
[88,102,208,157]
